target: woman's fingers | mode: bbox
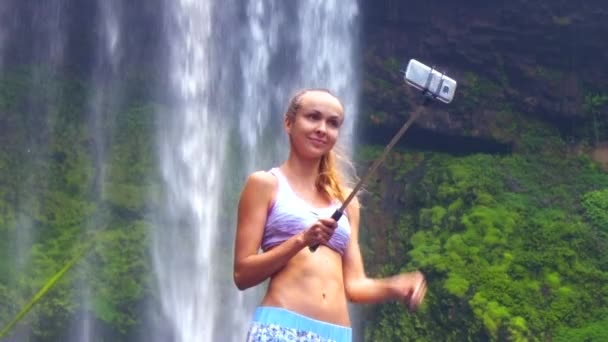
[306,219,337,245]
[317,222,335,243]
[408,275,427,311]
[315,227,330,242]
[417,282,427,302]
[318,217,337,229]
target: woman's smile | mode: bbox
[308,137,327,146]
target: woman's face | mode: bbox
[285,91,344,160]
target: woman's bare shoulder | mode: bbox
[246,170,277,186]
[241,170,278,198]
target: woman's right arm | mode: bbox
[233,171,308,290]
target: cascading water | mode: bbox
[0,1,67,341]
[0,1,155,341]
[298,0,360,151]
[152,0,359,341]
[153,1,225,342]
[70,1,124,341]
[0,0,359,340]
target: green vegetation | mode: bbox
[535,67,564,82]
[583,93,608,145]
[0,67,155,341]
[552,16,572,26]
[361,150,608,341]
[460,72,504,113]
[0,236,94,340]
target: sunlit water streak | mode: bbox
[70,1,124,341]
[0,1,359,341]
[154,1,225,341]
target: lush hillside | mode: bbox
[0,68,157,340]
[358,146,608,340]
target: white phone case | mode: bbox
[405,59,457,103]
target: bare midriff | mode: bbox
[261,244,350,326]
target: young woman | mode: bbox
[234,89,426,341]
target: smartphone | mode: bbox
[404,59,457,104]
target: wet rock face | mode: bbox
[360,0,608,146]
[591,142,608,171]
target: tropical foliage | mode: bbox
[0,68,155,340]
[361,147,608,341]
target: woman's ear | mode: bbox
[284,114,292,134]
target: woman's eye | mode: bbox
[328,119,340,128]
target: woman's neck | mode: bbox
[281,153,321,188]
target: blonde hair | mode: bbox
[285,89,358,206]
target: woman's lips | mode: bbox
[308,137,326,146]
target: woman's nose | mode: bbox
[315,121,327,134]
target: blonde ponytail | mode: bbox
[317,149,345,200]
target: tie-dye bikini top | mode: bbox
[261,168,351,255]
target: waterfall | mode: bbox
[0,0,149,341]
[0,3,7,66]
[71,1,124,341]
[296,0,360,147]
[0,0,359,340]
[153,1,224,341]
[0,1,68,341]
[153,0,359,341]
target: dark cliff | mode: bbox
[359,0,608,153]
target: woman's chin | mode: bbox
[299,149,327,160]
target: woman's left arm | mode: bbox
[342,201,426,307]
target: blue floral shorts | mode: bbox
[246,307,352,342]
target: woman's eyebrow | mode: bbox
[329,113,344,122]
[322,111,341,119]
[306,109,342,120]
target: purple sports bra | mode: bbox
[262,168,351,255]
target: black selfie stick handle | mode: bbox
[331,209,344,221]
[309,209,343,252]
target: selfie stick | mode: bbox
[309,88,438,252]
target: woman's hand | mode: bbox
[389,271,427,311]
[302,218,337,247]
